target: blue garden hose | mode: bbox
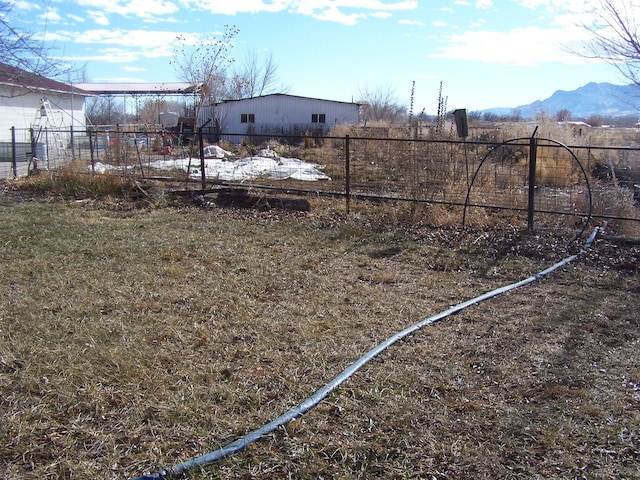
[132,227,600,479]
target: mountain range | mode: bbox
[480,82,640,119]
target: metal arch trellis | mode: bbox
[462,130,593,243]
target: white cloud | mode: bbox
[181,0,290,15]
[58,51,140,64]
[77,0,180,21]
[47,28,183,64]
[60,44,173,64]
[428,25,595,66]
[72,28,179,47]
[475,0,492,9]
[35,6,85,26]
[306,7,365,25]
[123,66,147,72]
[9,0,41,12]
[39,6,63,23]
[296,0,418,25]
[370,11,393,19]
[180,0,418,24]
[399,19,425,26]
[67,14,86,23]
[87,10,110,25]
[517,0,593,25]
[518,0,591,9]
[433,21,447,28]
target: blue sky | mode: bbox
[7,0,626,113]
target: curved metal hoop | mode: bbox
[462,136,593,243]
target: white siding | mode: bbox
[199,94,359,144]
[0,85,89,177]
[0,86,87,142]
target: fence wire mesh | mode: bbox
[3,125,639,231]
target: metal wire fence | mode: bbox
[4,125,639,232]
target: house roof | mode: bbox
[216,93,360,106]
[75,82,201,95]
[0,62,91,95]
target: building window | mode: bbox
[241,113,255,123]
[311,113,326,123]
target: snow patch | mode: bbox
[90,150,331,182]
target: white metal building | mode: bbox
[199,94,360,144]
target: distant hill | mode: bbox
[480,82,640,119]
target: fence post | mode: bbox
[527,127,539,231]
[11,126,17,179]
[345,134,350,214]
[70,125,75,160]
[29,127,37,173]
[88,128,95,173]
[199,126,206,190]
[199,119,212,190]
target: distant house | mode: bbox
[0,62,90,139]
[199,93,360,144]
[0,62,91,174]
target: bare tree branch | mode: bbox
[357,84,407,124]
[172,25,240,113]
[225,50,288,99]
[0,1,62,79]
[582,0,640,87]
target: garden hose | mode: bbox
[132,227,600,480]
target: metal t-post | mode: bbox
[199,118,212,190]
[345,134,350,215]
[11,127,17,179]
[527,127,539,231]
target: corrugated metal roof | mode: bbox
[216,93,360,106]
[76,82,201,95]
[0,62,91,95]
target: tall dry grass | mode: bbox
[11,164,139,199]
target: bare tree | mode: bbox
[358,84,407,124]
[582,0,640,87]
[218,50,288,100]
[86,96,127,126]
[172,25,240,113]
[237,50,283,98]
[0,1,62,79]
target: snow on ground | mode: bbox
[91,148,331,182]
[203,145,233,158]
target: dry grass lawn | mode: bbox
[0,186,638,479]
